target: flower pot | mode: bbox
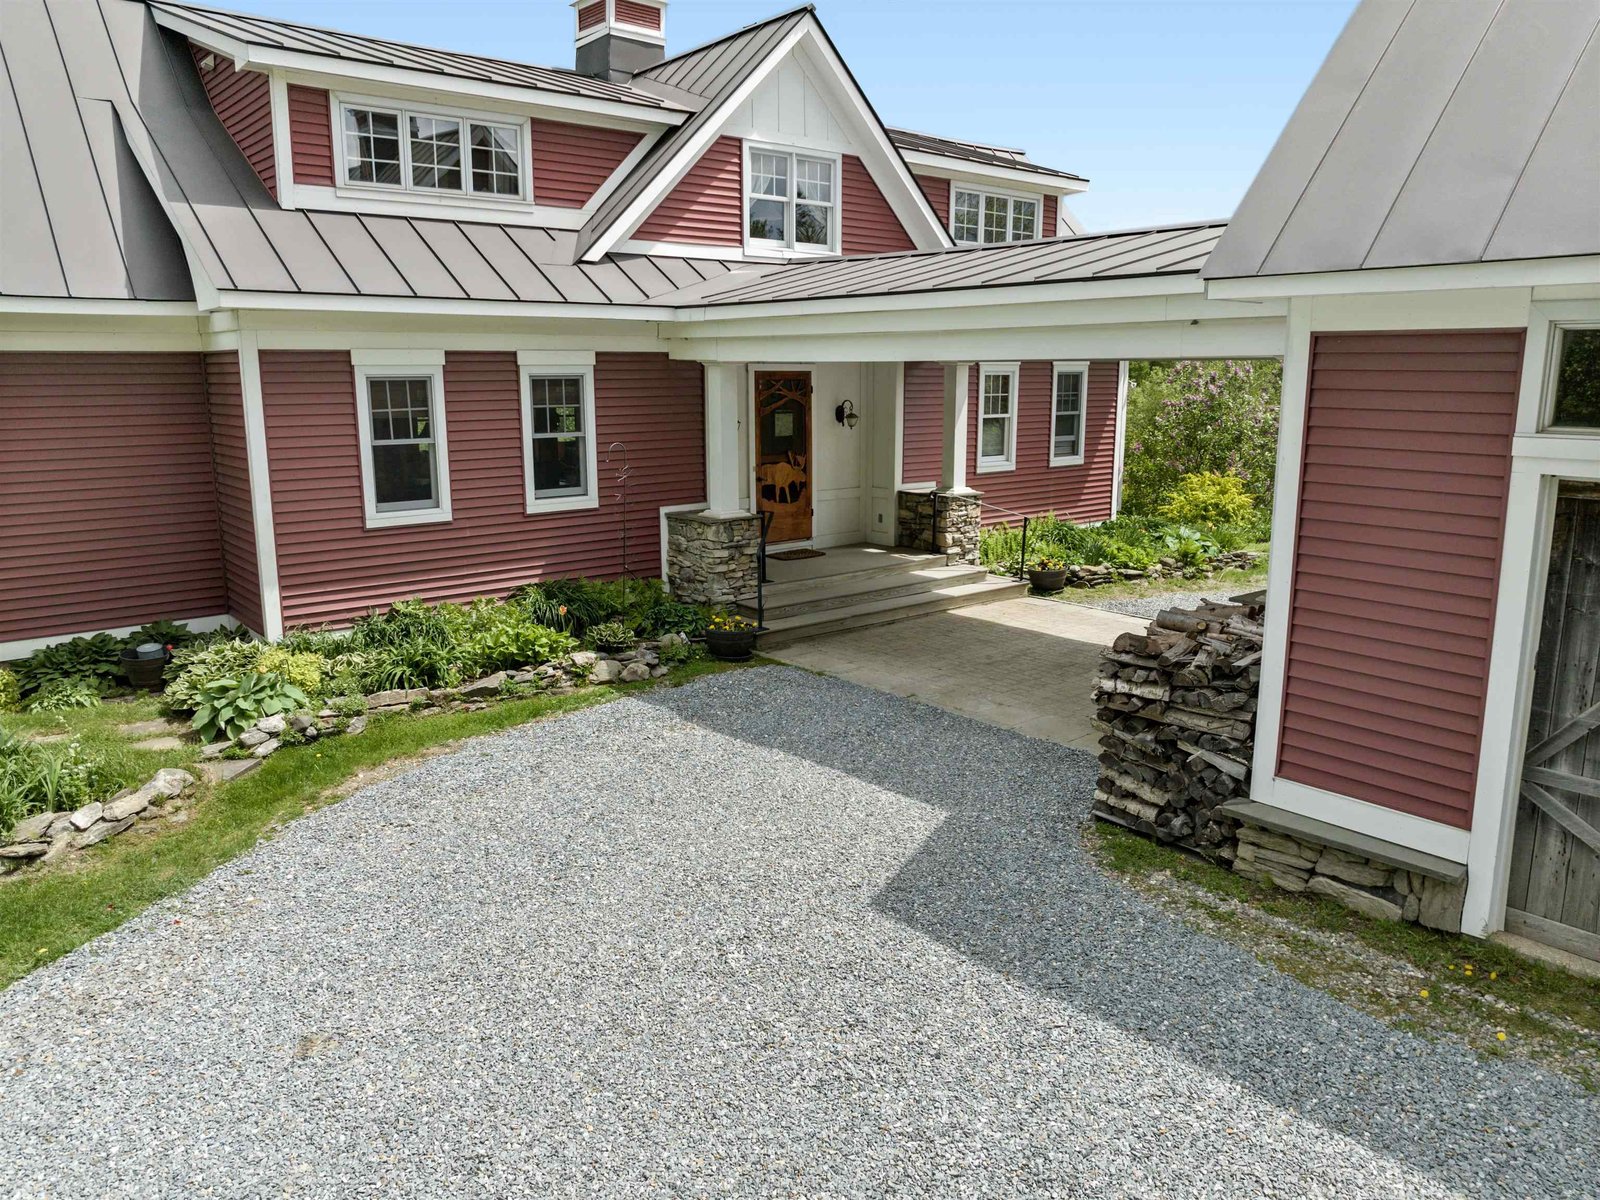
[120,642,169,690]
[1028,567,1068,593]
[705,628,757,662]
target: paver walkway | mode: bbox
[767,595,1145,750]
[0,670,1592,1198]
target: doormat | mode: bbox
[769,549,825,561]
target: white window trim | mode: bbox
[742,140,842,258]
[1049,360,1089,467]
[519,351,599,515]
[332,90,532,206]
[1539,319,1600,434]
[950,182,1042,246]
[975,361,1020,474]
[352,350,452,529]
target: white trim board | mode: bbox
[1255,780,1472,865]
[0,614,241,665]
[237,333,285,641]
[1205,256,1600,300]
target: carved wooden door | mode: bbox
[754,371,812,543]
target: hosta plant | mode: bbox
[23,679,103,713]
[584,621,635,654]
[191,672,308,744]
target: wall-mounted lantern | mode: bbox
[834,398,859,430]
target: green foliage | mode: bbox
[163,640,268,714]
[979,512,1236,577]
[445,598,577,677]
[125,620,200,650]
[1122,359,1281,515]
[0,729,114,839]
[360,642,458,691]
[255,647,325,696]
[1158,471,1257,527]
[585,621,635,653]
[24,680,103,713]
[509,577,706,639]
[14,634,124,696]
[1552,327,1600,427]
[190,672,309,744]
[0,670,19,714]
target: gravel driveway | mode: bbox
[1,668,1594,1198]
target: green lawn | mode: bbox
[0,656,745,989]
[1089,822,1600,1089]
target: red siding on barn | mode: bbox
[614,0,663,29]
[191,45,276,198]
[842,155,915,255]
[531,119,642,208]
[966,361,1119,523]
[915,174,951,232]
[635,136,744,246]
[901,362,946,485]
[1276,330,1522,830]
[261,350,705,628]
[0,353,228,644]
[288,84,335,187]
[203,352,265,634]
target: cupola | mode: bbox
[574,0,667,82]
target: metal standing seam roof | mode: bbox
[144,0,687,112]
[886,127,1087,184]
[1204,0,1600,279]
[663,222,1228,307]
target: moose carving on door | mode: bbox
[754,371,812,544]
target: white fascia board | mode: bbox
[0,298,201,318]
[1204,255,1600,300]
[211,291,677,322]
[899,150,1090,196]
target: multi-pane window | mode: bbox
[526,376,588,499]
[1550,326,1600,429]
[1051,362,1088,464]
[978,364,1018,470]
[747,147,836,251]
[353,360,452,529]
[341,103,524,200]
[954,188,1041,245]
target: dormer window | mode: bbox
[338,97,527,201]
[952,187,1039,245]
[746,144,839,254]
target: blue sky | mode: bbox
[228,0,1358,230]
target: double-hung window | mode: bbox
[1050,361,1089,466]
[977,363,1020,472]
[353,352,452,528]
[340,99,525,200]
[520,354,598,514]
[953,188,1040,245]
[747,146,837,253]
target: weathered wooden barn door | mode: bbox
[1506,482,1600,960]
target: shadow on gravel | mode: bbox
[639,666,1597,1198]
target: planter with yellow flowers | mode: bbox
[704,612,758,662]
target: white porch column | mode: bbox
[939,361,974,493]
[703,362,747,516]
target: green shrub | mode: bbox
[15,634,124,696]
[190,672,309,744]
[125,619,199,650]
[255,647,326,696]
[0,729,115,838]
[585,621,634,653]
[163,640,268,714]
[360,641,460,691]
[24,679,103,713]
[1159,472,1256,527]
[0,670,19,714]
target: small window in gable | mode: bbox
[339,98,526,202]
[1051,361,1088,466]
[953,187,1043,245]
[746,145,838,254]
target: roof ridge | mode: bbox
[635,4,814,76]
[886,125,1029,157]
[769,220,1231,269]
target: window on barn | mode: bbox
[746,145,837,253]
[1051,362,1088,465]
[977,363,1019,472]
[521,359,598,514]
[353,353,452,529]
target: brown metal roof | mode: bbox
[886,127,1087,184]
[666,222,1226,307]
[1204,0,1600,279]
[146,0,687,112]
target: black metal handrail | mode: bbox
[754,509,774,630]
[977,498,1033,581]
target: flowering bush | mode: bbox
[1122,360,1280,515]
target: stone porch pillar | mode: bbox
[666,362,759,607]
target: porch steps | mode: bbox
[751,575,1027,649]
[753,561,994,621]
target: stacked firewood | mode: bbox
[1092,598,1266,851]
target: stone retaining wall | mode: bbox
[666,511,760,606]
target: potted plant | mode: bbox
[120,641,170,691]
[704,612,758,662]
[1027,554,1069,593]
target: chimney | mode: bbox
[574,0,667,82]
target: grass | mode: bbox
[1036,544,1271,606]
[1089,822,1600,1089]
[0,655,746,990]
[5,693,202,791]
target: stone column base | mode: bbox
[896,490,982,565]
[666,510,760,607]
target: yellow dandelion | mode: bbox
[1489,971,1498,980]
[35,947,47,955]
[1496,1031,1507,1042]
[1419,989,1429,998]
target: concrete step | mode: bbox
[744,563,992,621]
[755,577,1029,649]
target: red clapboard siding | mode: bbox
[635,136,744,246]
[288,84,335,187]
[901,362,946,485]
[532,119,642,208]
[191,44,276,198]
[0,353,228,643]
[966,361,1120,522]
[577,1,606,30]
[1276,330,1522,830]
[842,155,915,255]
[1043,194,1058,238]
[915,175,951,232]
[615,0,662,29]
[204,352,264,633]
[261,350,706,627]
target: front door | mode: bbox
[1507,482,1600,961]
[754,371,812,544]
